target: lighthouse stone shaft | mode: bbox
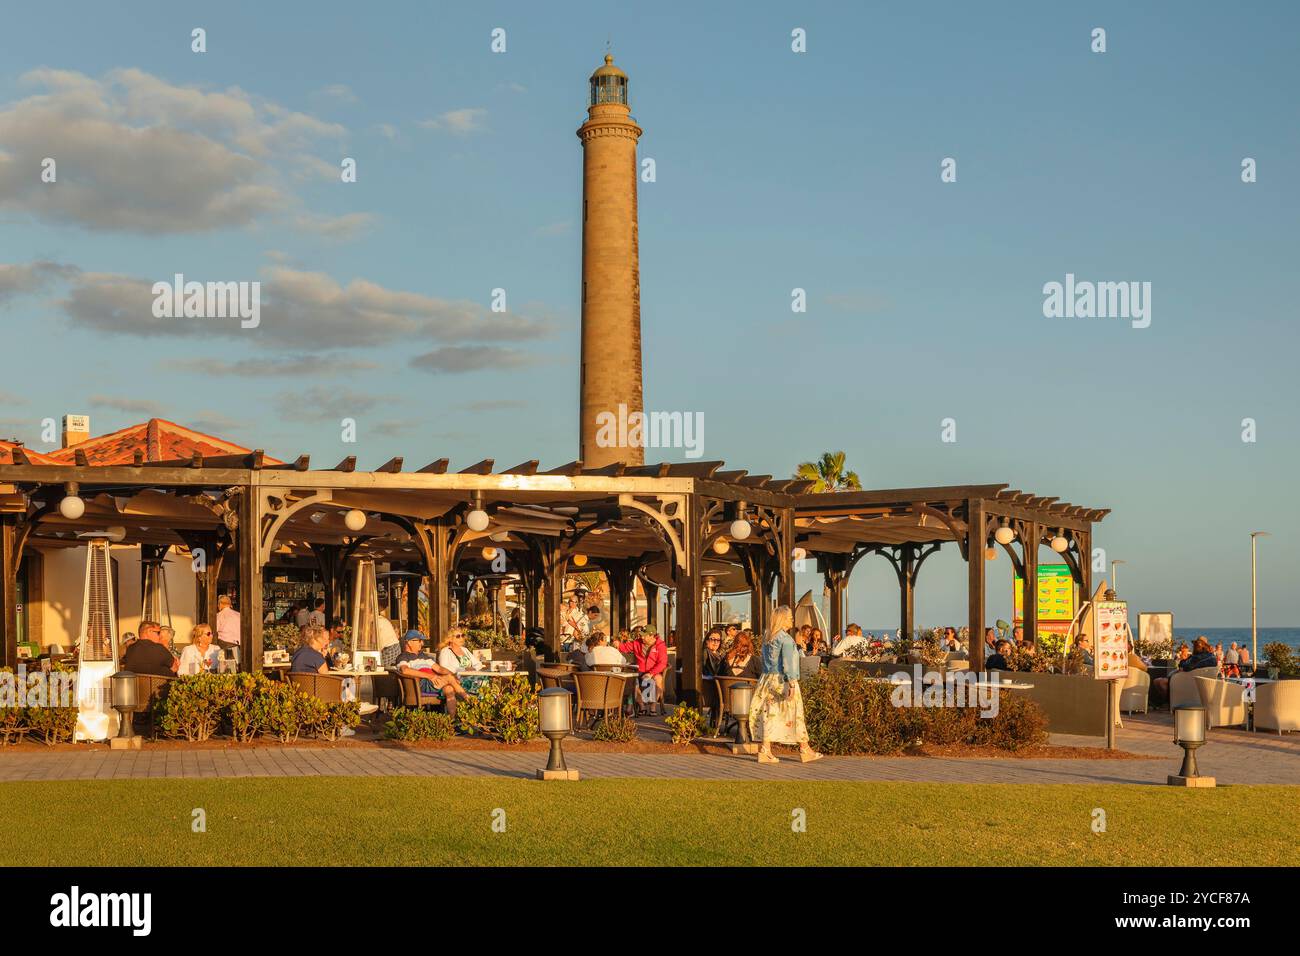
[578,55,644,467]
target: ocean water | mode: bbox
[1172,628,1300,653]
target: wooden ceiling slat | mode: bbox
[713,469,748,484]
[332,456,357,473]
[74,449,89,467]
[584,462,627,477]
[738,475,772,487]
[543,460,583,476]
[500,460,539,476]
[624,463,671,478]
[292,455,311,472]
[417,458,449,474]
[459,459,495,475]
[375,457,404,473]
[663,461,723,478]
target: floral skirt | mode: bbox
[749,674,808,745]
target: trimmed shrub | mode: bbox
[802,668,1049,755]
[384,707,456,741]
[157,673,234,742]
[308,700,360,741]
[591,712,639,742]
[664,704,706,744]
[251,680,310,743]
[225,673,273,742]
[971,694,1048,751]
[455,674,539,743]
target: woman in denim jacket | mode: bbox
[750,605,823,764]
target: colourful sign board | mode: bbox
[1014,564,1075,624]
[1093,600,1130,681]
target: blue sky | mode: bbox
[1,1,1297,627]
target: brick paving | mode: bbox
[0,713,1295,785]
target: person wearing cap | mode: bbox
[394,630,469,718]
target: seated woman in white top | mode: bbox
[585,632,627,667]
[438,629,487,693]
[178,624,222,675]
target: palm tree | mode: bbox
[794,451,862,493]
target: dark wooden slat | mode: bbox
[190,451,203,468]
[133,449,145,466]
[459,459,495,475]
[738,475,772,488]
[332,456,356,473]
[293,455,311,472]
[10,448,31,466]
[625,463,671,478]
[712,469,748,484]
[584,462,626,477]
[765,479,798,493]
[417,458,449,474]
[500,460,539,476]
[75,449,90,467]
[786,480,816,494]
[375,457,404,473]
[662,461,723,478]
[143,451,264,470]
[543,460,583,476]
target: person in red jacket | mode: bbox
[619,628,668,715]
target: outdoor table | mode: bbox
[1228,676,1274,730]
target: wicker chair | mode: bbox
[1254,680,1300,734]
[392,671,446,710]
[1194,676,1247,729]
[1119,668,1151,714]
[287,672,348,704]
[573,671,627,729]
[713,676,758,736]
[131,674,174,738]
[1169,665,1219,710]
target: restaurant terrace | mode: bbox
[0,449,1107,703]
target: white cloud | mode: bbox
[0,68,345,233]
[417,108,487,135]
[0,260,80,304]
[410,345,539,373]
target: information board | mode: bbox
[1093,600,1130,681]
[1014,564,1075,623]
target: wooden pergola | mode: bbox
[0,450,1107,702]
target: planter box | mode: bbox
[1007,671,1108,737]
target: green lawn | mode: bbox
[1,778,1295,866]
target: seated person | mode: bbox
[723,631,762,680]
[393,630,469,717]
[986,639,1013,671]
[122,620,178,676]
[831,623,868,658]
[178,624,222,675]
[586,631,626,667]
[701,628,727,676]
[290,625,330,674]
[1075,634,1095,667]
[617,629,668,715]
[1179,636,1218,672]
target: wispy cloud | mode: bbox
[275,386,389,423]
[410,346,539,373]
[170,355,379,377]
[90,394,165,416]
[417,108,487,135]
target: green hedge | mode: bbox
[156,673,359,743]
[384,707,456,741]
[455,674,538,743]
[802,668,1048,755]
[0,665,78,746]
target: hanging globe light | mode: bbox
[344,509,368,532]
[791,546,807,562]
[572,553,588,567]
[105,526,127,543]
[481,546,498,561]
[994,521,1016,546]
[729,518,752,541]
[465,509,490,532]
[984,545,997,561]
[1050,530,1069,553]
[712,538,731,555]
[59,495,86,520]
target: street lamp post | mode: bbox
[1110,559,1126,594]
[1251,532,1269,671]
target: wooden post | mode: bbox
[776,506,795,609]
[1023,520,1040,649]
[237,487,264,672]
[673,495,704,706]
[899,544,916,639]
[967,499,987,671]
[0,515,19,669]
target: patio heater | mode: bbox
[350,557,379,669]
[1169,706,1214,787]
[140,552,173,649]
[75,537,122,741]
[536,687,579,780]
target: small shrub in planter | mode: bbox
[385,707,456,741]
[306,699,360,741]
[591,713,639,742]
[803,669,911,755]
[1262,643,1299,678]
[0,667,26,745]
[972,694,1048,751]
[158,673,234,742]
[455,674,539,743]
[664,704,706,744]
[252,681,310,743]
[919,704,979,745]
[226,673,274,742]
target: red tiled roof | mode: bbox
[42,418,283,466]
[0,440,57,466]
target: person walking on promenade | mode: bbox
[750,605,823,765]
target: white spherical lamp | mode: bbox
[105,526,127,543]
[1050,532,1069,553]
[343,509,367,532]
[465,509,490,532]
[994,524,1016,546]
[59,495,85,520]
[791,546,807,562]
[712,538,731,555]
[481,546,498,561]
[572,553,588,567]
[729,518,752,541]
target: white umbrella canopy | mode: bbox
[793,590,827,632]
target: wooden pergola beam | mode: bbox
[375,457,404,473]
[332,456,356,473]
[417,458,449,474]
[459,459,495,475]
[500,460,539,476]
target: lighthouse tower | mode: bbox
[577,54,644,467]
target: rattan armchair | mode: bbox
[573,671,628,729]
[287,672,348,704]
[131,673,175,738]
[392,671,446,710]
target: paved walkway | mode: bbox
[1,715,1296,785]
